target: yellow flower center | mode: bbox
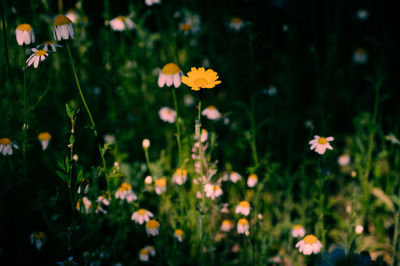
[34,231,45,240]
[222,220,231,226]
[35,50,48,56]
[155,178,166,187]
[119,182,132,191]
[54,15,72,26]
[202,129,208,134]
[249,174,258,180]
[0,138,12,145]
[180,23,192,31]
[213,185,220,191]
[161,63,181,74]
[38,132,51,140]
[207,105,216,110]
[317,137,328,144]
[231,17,242,24]
[137,209,147,215]
[167,109,173,115]
[17,24,33,31]
[175,168,187,176]
[304,234,318,244]
[140,249,149,255]
[238,218,249,225]
[239,201,250,208]
[175,229,183,235]
[293,224,303,230]
[117,16,127,22]
[146,219,160,229]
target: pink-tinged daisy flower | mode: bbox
[202,105,221,120]
[15,24,35,45]
[158,63,182,88]
[247,174,258,188]
[159,107,176,123]
[154,178,167,195]
[353,48,368,64]
[229,171,242,183]
[337,154,351,166]
[139,247,149,261]
[38,132,51,150]
[142,139,150,149]
[220,220,234,232]
[228,17,244,31]
[295,234,323,255]
[204,183,223,200]
[237,218,249,234]
[145,0,161,6]
[291,224,306,238]
[30,231,45,251]
[174,229,184,242]
[0,138,18,156]
[76,197,92,214]
[146,219,160,237]
[235,201,251,216]
[172,168,188,185]
[115,182,137,202]
[131,209,154,224]
[53,15,74,41]
[109,16,134,31]
[26,49,48,68]
[309,135,334,155]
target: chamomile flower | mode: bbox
[115,182,137,202]
[76,197,92,214]
[38,132,51,150]
[204,183,223,200]
[53,15,74,41]
[26,48,48,68]
[159,107,176,123]
[355,225,364,235]
[158,63,182,88]
[15,23,35,45]
[30,231,45,251]
[172,168,188,185]
[131,209,154,224]
[194,129,208,143]
[229,17,244,31]
[65,9,79,24]
[237,218,249,234]
[291,224,306,238]
[139,248,149,262]
[145,0,161,6]
[146,245,156,256]
[309,135,334,155]
[220,220,234,232]
[184,94,194,107]
[142,139,150,149]
[0,138,18,156]
[295,234,323,255]
[146,219,160,237]
[229,171,242,183]
[109,16,135,31]
[353,48,368,64]
[181,67,221,91]
[338,154,351,166]
[179,12,201,35]
[235,201,251,216]
[174,229,184,242]
[247,174,258,188]
[104,134,115,145]
[154,178,167,195]
[202,105,221,120]
[36,41,62,52]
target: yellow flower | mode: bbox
[181,67,221,91]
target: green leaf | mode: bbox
[65,157,70,173]
[77,169,83,184]
[65,103,73,118]
[57,159,66,171]
[56,170,67,182]
[69,135,75,144]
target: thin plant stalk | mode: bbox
[250,96,259,169]
[144,147,154,178]
[65,43,107,173]
[171,88,183,167]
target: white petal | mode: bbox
[173,73,181,88]
[33,57,39,68]
[165,75,173,87]
[23,31,30,45]
[158,73,166,87]
[16,30,23,45]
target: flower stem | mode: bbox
[316,158,326,247]
[66,43,107,174]
[250,96,259,169]
[22,47,28,179]
[171,88,183,167]
[144,148,154,178]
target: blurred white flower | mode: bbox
[131,209,154,224]
[355,225,364,235]
[16,23,35,46]
[172,168,188,185]
[353,48,368,64]
[309,135,334,155]
[145,0,161,6]
[174,229,184,242]
[26,48,48,68]
[237,218,249,234]
[36,41,62,53]
[0,138,18,156]
[145,175,153,184]
[155,178,167,195]
[228,17,244,31]
[184,94,194,107]
[338,154,351,166]
[159,107,176,123]
[109,16,134,31]
[202,105,221,120]
[146,219,160,237]
[30,231,45,251]
[295,234,322,255]
[204,183,223,200]
[104,134,115,145]
[220,220,234,232]
[356,9,369,20]
[247,174,258,188]
[115,182,137,202]
[229,171,242,183]
[291,224,306,238]
[53,15,74,41]
[65,9,79,23]
[235,201,251,216]
[142,139,150,149]
[158,63,182,88]
[37,132,51,150]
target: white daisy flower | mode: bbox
[194,129,208,143]
[228,17,244,31]
[158,63,182,88]
[291,224,306,238]
[115,182,137,202]
[355,225,364,235]
[220,220,234,232]
[204,183,223,200]
[38,132,51,150]
[247,174,258,188]
[220,203,229,213]
[159,107,176,123]
[184,94,194,107]
[202,105,221,120]
[337,154,351,166]
[237,218,249,234]
[30,231,45,251]
[144,175,153,184]
[174,229,184,242]
[145,219,160,237]
[229,171,242,183]
[139,247,149,262]
[172,168,188,185]
[104,134,115,145]
[154,178,167,195]
[76,197,92,214]
[235,201,251,216]
[145,245,156,256]
[131,209,154,224]
[26,48,48,68]
[145,0,161,6]
[353,48,368,64]
[295,234,323,255]
[65,9,79,24]
[309,135,334,155]
[37,41,62,52]
[53,15,74,41]
[15,23,35,46]
[109,16,135,31]
[0,138,18,156]
[142,138,150,149]
[179,12,201,35]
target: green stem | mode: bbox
[172,88,183,167]
[316,159,326,247]
[22,47,28,178]
[144,148,154,178]
[66,43,107,174]
[250,97,259,169]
